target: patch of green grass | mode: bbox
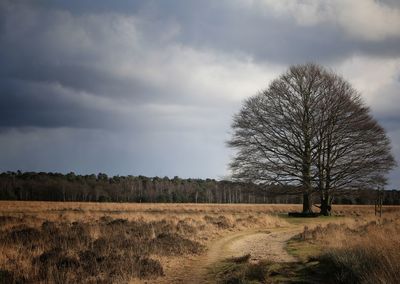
[209,254,279,283]
[209,256,316,284]
[286,238,322,262]
[209,255,339,284]
[210,225,355,284]
[277,214,342,225]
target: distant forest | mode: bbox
[0,172,399,205]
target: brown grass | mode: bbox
[0,218,171,283]
[297,211,400,284]
[1,201,399,283]
[212,256,271,284]
[0,201,288,283]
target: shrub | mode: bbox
[204,215,233,229]
[214,255,271,284]
[150,233,204,255]
[318,245,400,284]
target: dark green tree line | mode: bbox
[0,171,398,205]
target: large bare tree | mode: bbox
[314,74,395,215]
[228,64,395,214]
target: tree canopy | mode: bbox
[228,63,396,214]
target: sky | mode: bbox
[0,0,399,188]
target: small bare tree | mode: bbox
[228,64,395,214]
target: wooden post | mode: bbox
[375,188,384,217]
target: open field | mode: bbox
[0,202,399,283]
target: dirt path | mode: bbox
[152,226,303,284]
[226,228,303,263]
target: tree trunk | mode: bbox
[302,192,312,214]
[320,194,332,216]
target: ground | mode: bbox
[151,217,345,283]
[0,202,399,283]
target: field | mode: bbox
[0,202,399,283]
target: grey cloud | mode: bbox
[0,79,112,129]
[0,77,230,131]
[0,0,399,185]
[138,1,400,64]
[0,127,231,179]
[3,1,400,77]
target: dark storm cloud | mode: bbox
[54,0,400,63]
[155,1,400,64]
[55,0,400,63]
[1,0,242,129]
[2,0,399,127]
[0,0,399,185]
[0,78,109,129]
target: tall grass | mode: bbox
[300,213,400,284]
[1,201,398,283]
[0,201,287,283]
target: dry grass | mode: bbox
[2,201,397,225]
[212,255,273,284]
[0,218,179,283]
[0,201,288,283]
[1,201,399,283]
[296,210,400,284]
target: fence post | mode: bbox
[380,189,383,217]
[375,188,384,217]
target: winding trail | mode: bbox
[226,228,302,263]
[153,226,303,284]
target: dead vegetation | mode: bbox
[212,256,271,284]
[0,201,287,283]
[291,212,400,284]
[1,202,399,283]
[0,218,189,283]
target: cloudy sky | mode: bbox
[0,0,399,188]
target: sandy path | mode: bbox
[150,226,302,284]
[226,228,302,263]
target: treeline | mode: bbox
[0,171,399,205]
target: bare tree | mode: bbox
[314,74,395,215]
[228,63,396,214]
